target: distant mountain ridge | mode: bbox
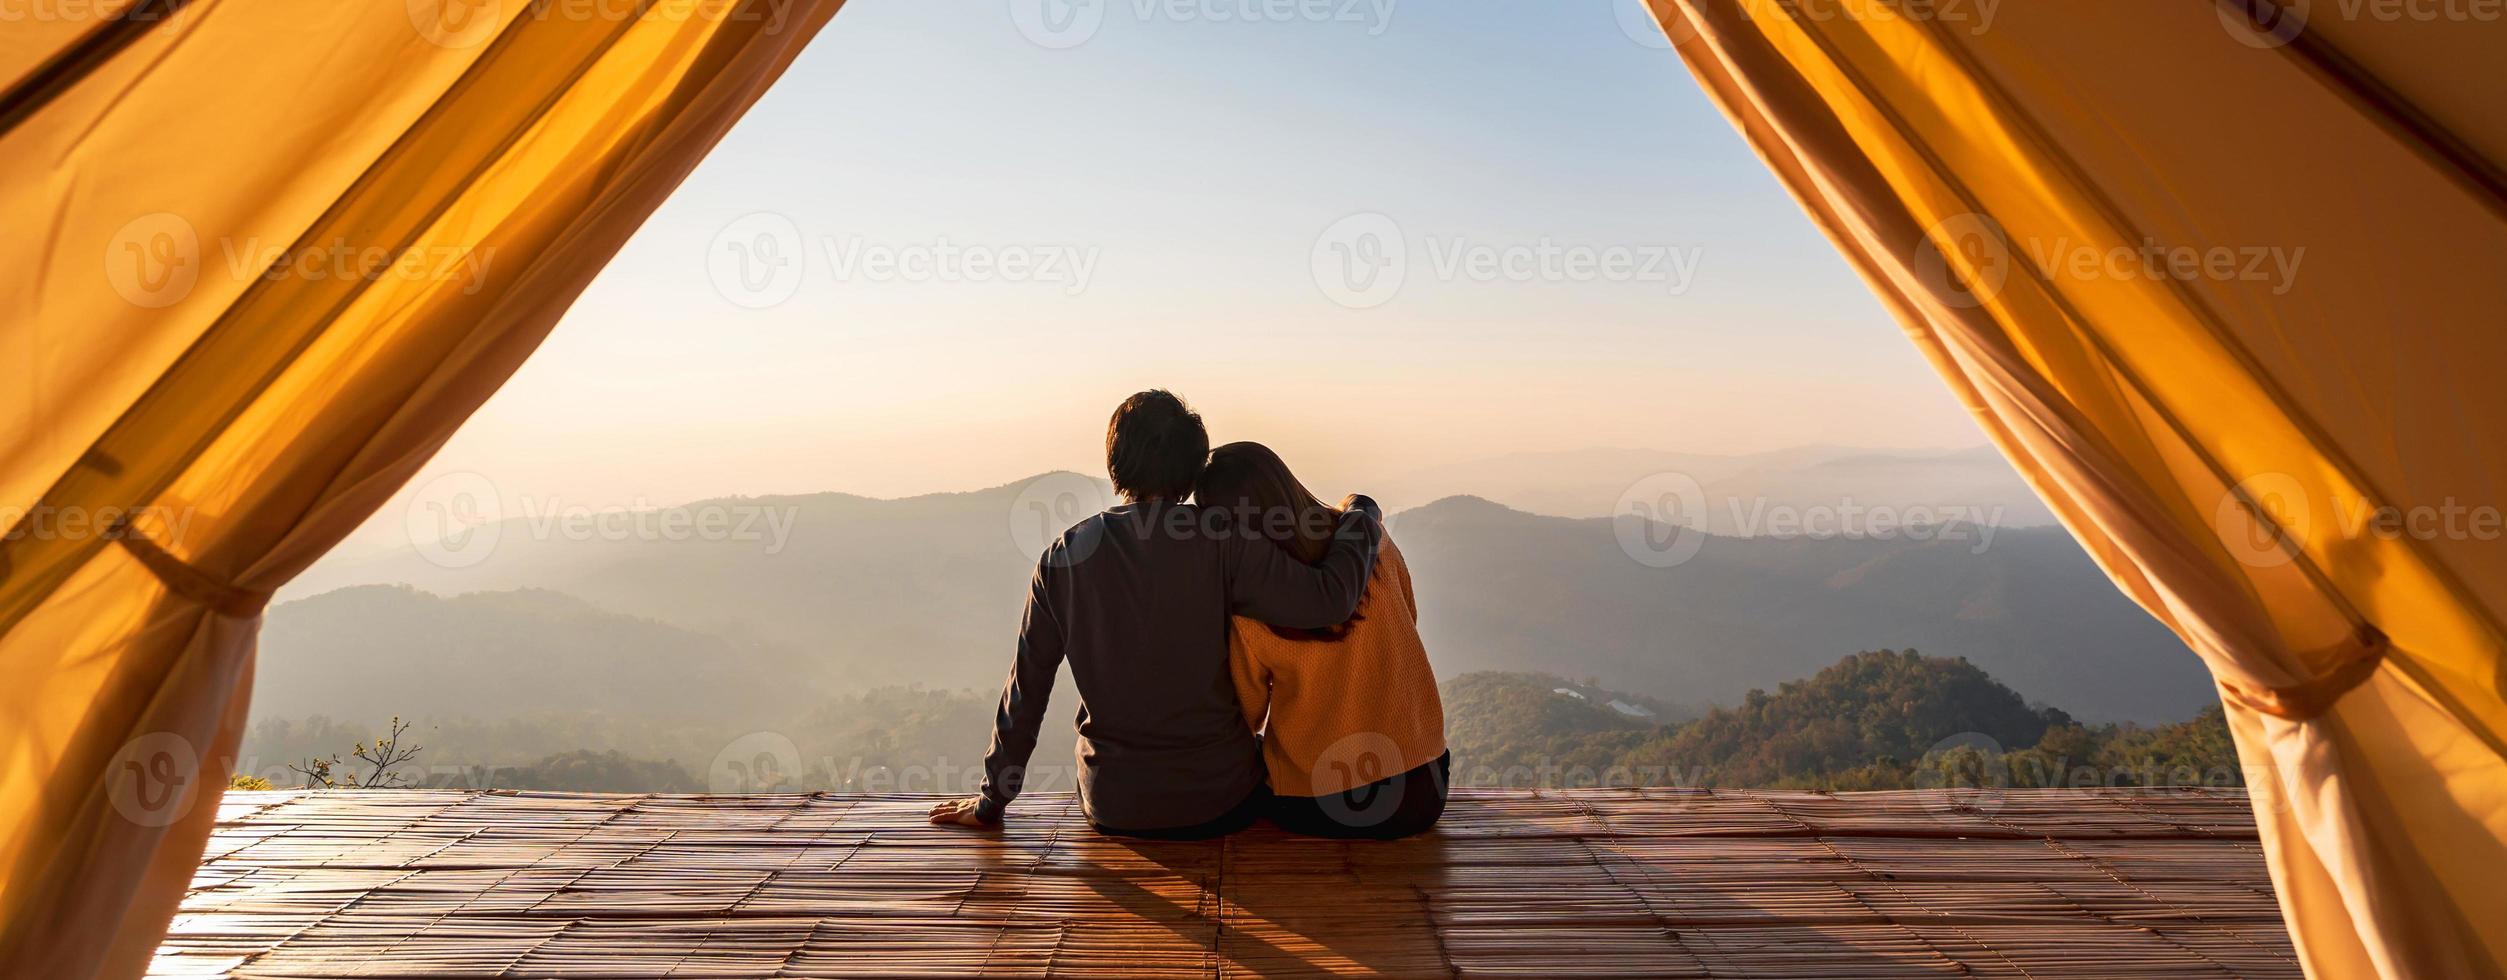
[274,469,2207,722]
[1376,444,2056,528]
[256,585,810,722]
[1393,495,2203,722]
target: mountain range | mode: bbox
[268,464,2210,724]
[1371,444,2057,528]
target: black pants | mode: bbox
[1269,752,1449,840]
[1092,786,1270,840]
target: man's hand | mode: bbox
[926,797,997,828]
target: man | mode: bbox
[927,390,1382,837]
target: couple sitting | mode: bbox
[928,390,1447,839]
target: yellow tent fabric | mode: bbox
[0,1,844,976]
[1644,1,2506,976]
[4,1,2502,978]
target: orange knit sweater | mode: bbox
[1229,535,1444,797]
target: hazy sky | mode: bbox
[383,0,1985,520]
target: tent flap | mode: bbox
[1647,1,2507,976]
[0,2,846,977]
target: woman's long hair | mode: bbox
[1196,441,1356,638]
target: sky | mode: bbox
[366,0,1987,530]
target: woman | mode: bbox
[1197,441,1447,839]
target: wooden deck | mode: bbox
[155,788,2299,978]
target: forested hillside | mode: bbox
[242,651,2235,794]
[1440,653,2240,790]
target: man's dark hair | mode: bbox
[1105,390,1208,502]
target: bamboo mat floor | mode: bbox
[153,788,2298,978]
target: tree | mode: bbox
[288,716,423,788]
